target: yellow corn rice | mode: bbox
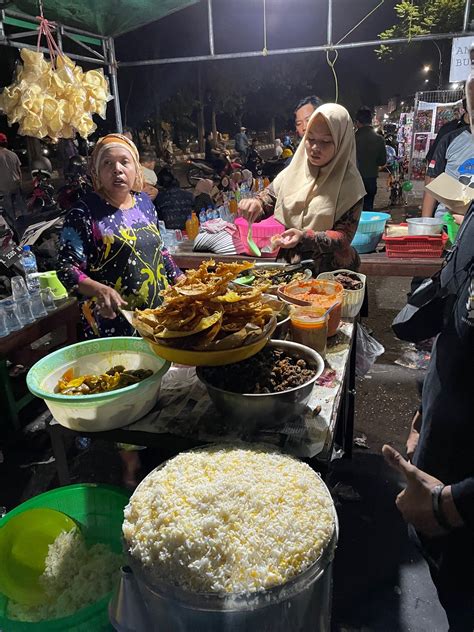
[123,445,335,595]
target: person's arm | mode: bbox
[421,178,438,218]
[238,183,277,222]
[383,445,466,537]
[406,409,422,461]
[161,249,184,284]
[57,207,126,318]
[279,202,362,252]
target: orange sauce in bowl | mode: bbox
[281,280,344,337]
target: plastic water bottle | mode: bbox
[199,208,207,224]
[75,436,91,450]
[21,246,40,293]
[206,206,215,221]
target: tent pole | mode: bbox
[463,0,472,31]
[120,30,467,66]
[108,37,123,133]
[207,0,214,56]
[408,92,420,182]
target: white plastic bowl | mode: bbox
[317,269,366,318]
[27,337,170,432]
[406,217,443,236]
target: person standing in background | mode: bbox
[0,133,24,227]
[294,95,324,139]
[355,107,386,211]
[274,138,283,159]
[154,167,194,230]
[234,127,249,163]
[139,150,158,201]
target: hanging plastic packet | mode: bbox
[0,10,110,140]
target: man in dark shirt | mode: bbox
[355,107,386,211]
[154,168,194,230]
[384,207,474,630]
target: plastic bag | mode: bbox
[355,323,384,377]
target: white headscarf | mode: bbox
[273,103,366,231]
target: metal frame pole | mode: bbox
[207,0,214,56]
[463,0,472,31]
[327,0,333,46]
[107,37,123,133]
[120,30,467,67]
[408,92,420,182]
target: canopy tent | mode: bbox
[0,0,472,134]
[7,0,198,37]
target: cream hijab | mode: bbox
[273,103,366,231]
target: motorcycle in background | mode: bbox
[186,152,242,187]
[57,155,92,211]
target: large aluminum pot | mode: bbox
[123,454,338,632]
[196,340,324,430]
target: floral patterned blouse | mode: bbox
[57,191,182,338]
[257,184,363,273]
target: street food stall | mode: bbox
[0,2,469,630]
[1,258,355,631]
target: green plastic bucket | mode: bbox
[0,484,129,631]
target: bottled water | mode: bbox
[199,208,207,224]
[21,246,40,293]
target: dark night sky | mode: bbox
[116,0,450,114]
[0,0,458,135]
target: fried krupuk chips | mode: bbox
[133,260,276,351]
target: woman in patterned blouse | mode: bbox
[57,133,182,338]
[239,104,366,272]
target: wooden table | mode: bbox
[0,298,80,433]
[172,243,443,277]
[359,252,443,277]
[48,323,357,485]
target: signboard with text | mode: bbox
[450,36,474,83]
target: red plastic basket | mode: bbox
[383,226,448,259]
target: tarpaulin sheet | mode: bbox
[10,0,197,37]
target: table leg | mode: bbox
[0,358,20,433]
[48,424,71,486]
[344,326,357,458]
[361,283,369,318]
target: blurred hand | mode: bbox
[274,228,304,249]
[382,444,444,536]
[95,283,127,319]
[405,428,419,462]
[238,198,264,223]
[452,213,464,225]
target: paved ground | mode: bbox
[0,174,449,631]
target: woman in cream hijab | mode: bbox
[239,103,366,271]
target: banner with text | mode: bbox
[450,36,474,83]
